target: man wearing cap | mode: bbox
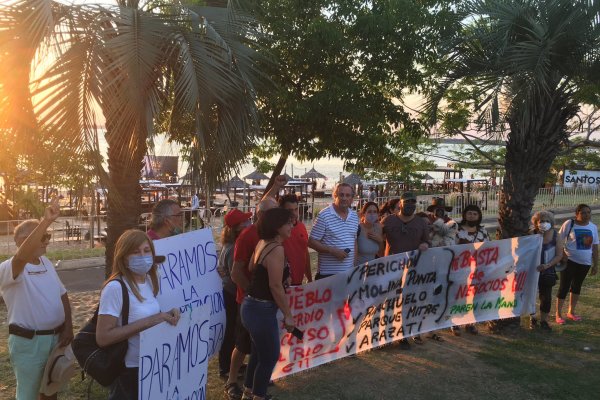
[381,192,430,350]
[308,182,359,279]
[225,199,278,400]
[427,197,458,247]
[146,199,184,239]
[0,198,74,400]
[218,208,252,380]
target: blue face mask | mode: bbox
[128,255,154,275]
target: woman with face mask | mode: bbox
[96,230,180,399]
[455,204,489,335]
[357,202,384,264]
[456,204,490,245]
[529,211,564,331]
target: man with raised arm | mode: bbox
[0,197,74,400]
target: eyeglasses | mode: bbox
[41,233,51,242]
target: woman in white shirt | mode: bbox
[555,204,599,325]
[96,230,180,399]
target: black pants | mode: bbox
[557,260,590,299]
[219,289,238,375]
[538,279,554,314]
[109,367,138,400]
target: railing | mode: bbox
[1,186,597,262]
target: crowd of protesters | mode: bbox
[1,179,597,400]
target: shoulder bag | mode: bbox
[72,278,129,387]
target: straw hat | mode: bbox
[40,344,77,395]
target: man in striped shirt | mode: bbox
[308,183,360,279]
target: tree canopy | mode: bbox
[426,0,600,237]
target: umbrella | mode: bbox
[282,173,293,181]
[244,170,270,181]
[301,167,327,180]
[423,173,434,181]
[222,175,247,189]
[343,173,363,186]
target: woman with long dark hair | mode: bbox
[240,208,296,400]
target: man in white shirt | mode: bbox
[308,183,359,279]
[0,198,73,400]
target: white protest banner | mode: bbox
[139,229,225,399]
[273,235,541,379]
[139,305,211,400]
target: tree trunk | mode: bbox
[264,152,289,195]
[103,124,146,277]
[497,91,575,238]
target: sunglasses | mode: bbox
[41,233,52,242]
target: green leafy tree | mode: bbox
[425,0,600,237]
[0,0,262,274]
[244,0,459,191]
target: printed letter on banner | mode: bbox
[273,235,541,379]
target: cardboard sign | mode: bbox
[139,229,225,399]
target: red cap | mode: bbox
[224,209,252,228]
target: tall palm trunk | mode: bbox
[497,89,575,238]
[103,121,147,277]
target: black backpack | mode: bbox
[72,279,129,387]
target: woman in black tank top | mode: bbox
[240,207,296,400]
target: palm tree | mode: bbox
[425,0,600,237]
[0,0,262,273]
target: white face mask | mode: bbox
[365,214,379,224]
[539,222,551,232]
[128,255,154,275]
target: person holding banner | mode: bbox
[555,204,598,324]
[455,204,490,334]
[357,201,384,264]
[241,207,296,400]
[96,230,181,400]
[456,204,490,245]
[218,209,253,379]
[308,183,359,279]
[382,191,430,349]
[530,211,564,331]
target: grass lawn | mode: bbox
[1,276,598,399]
